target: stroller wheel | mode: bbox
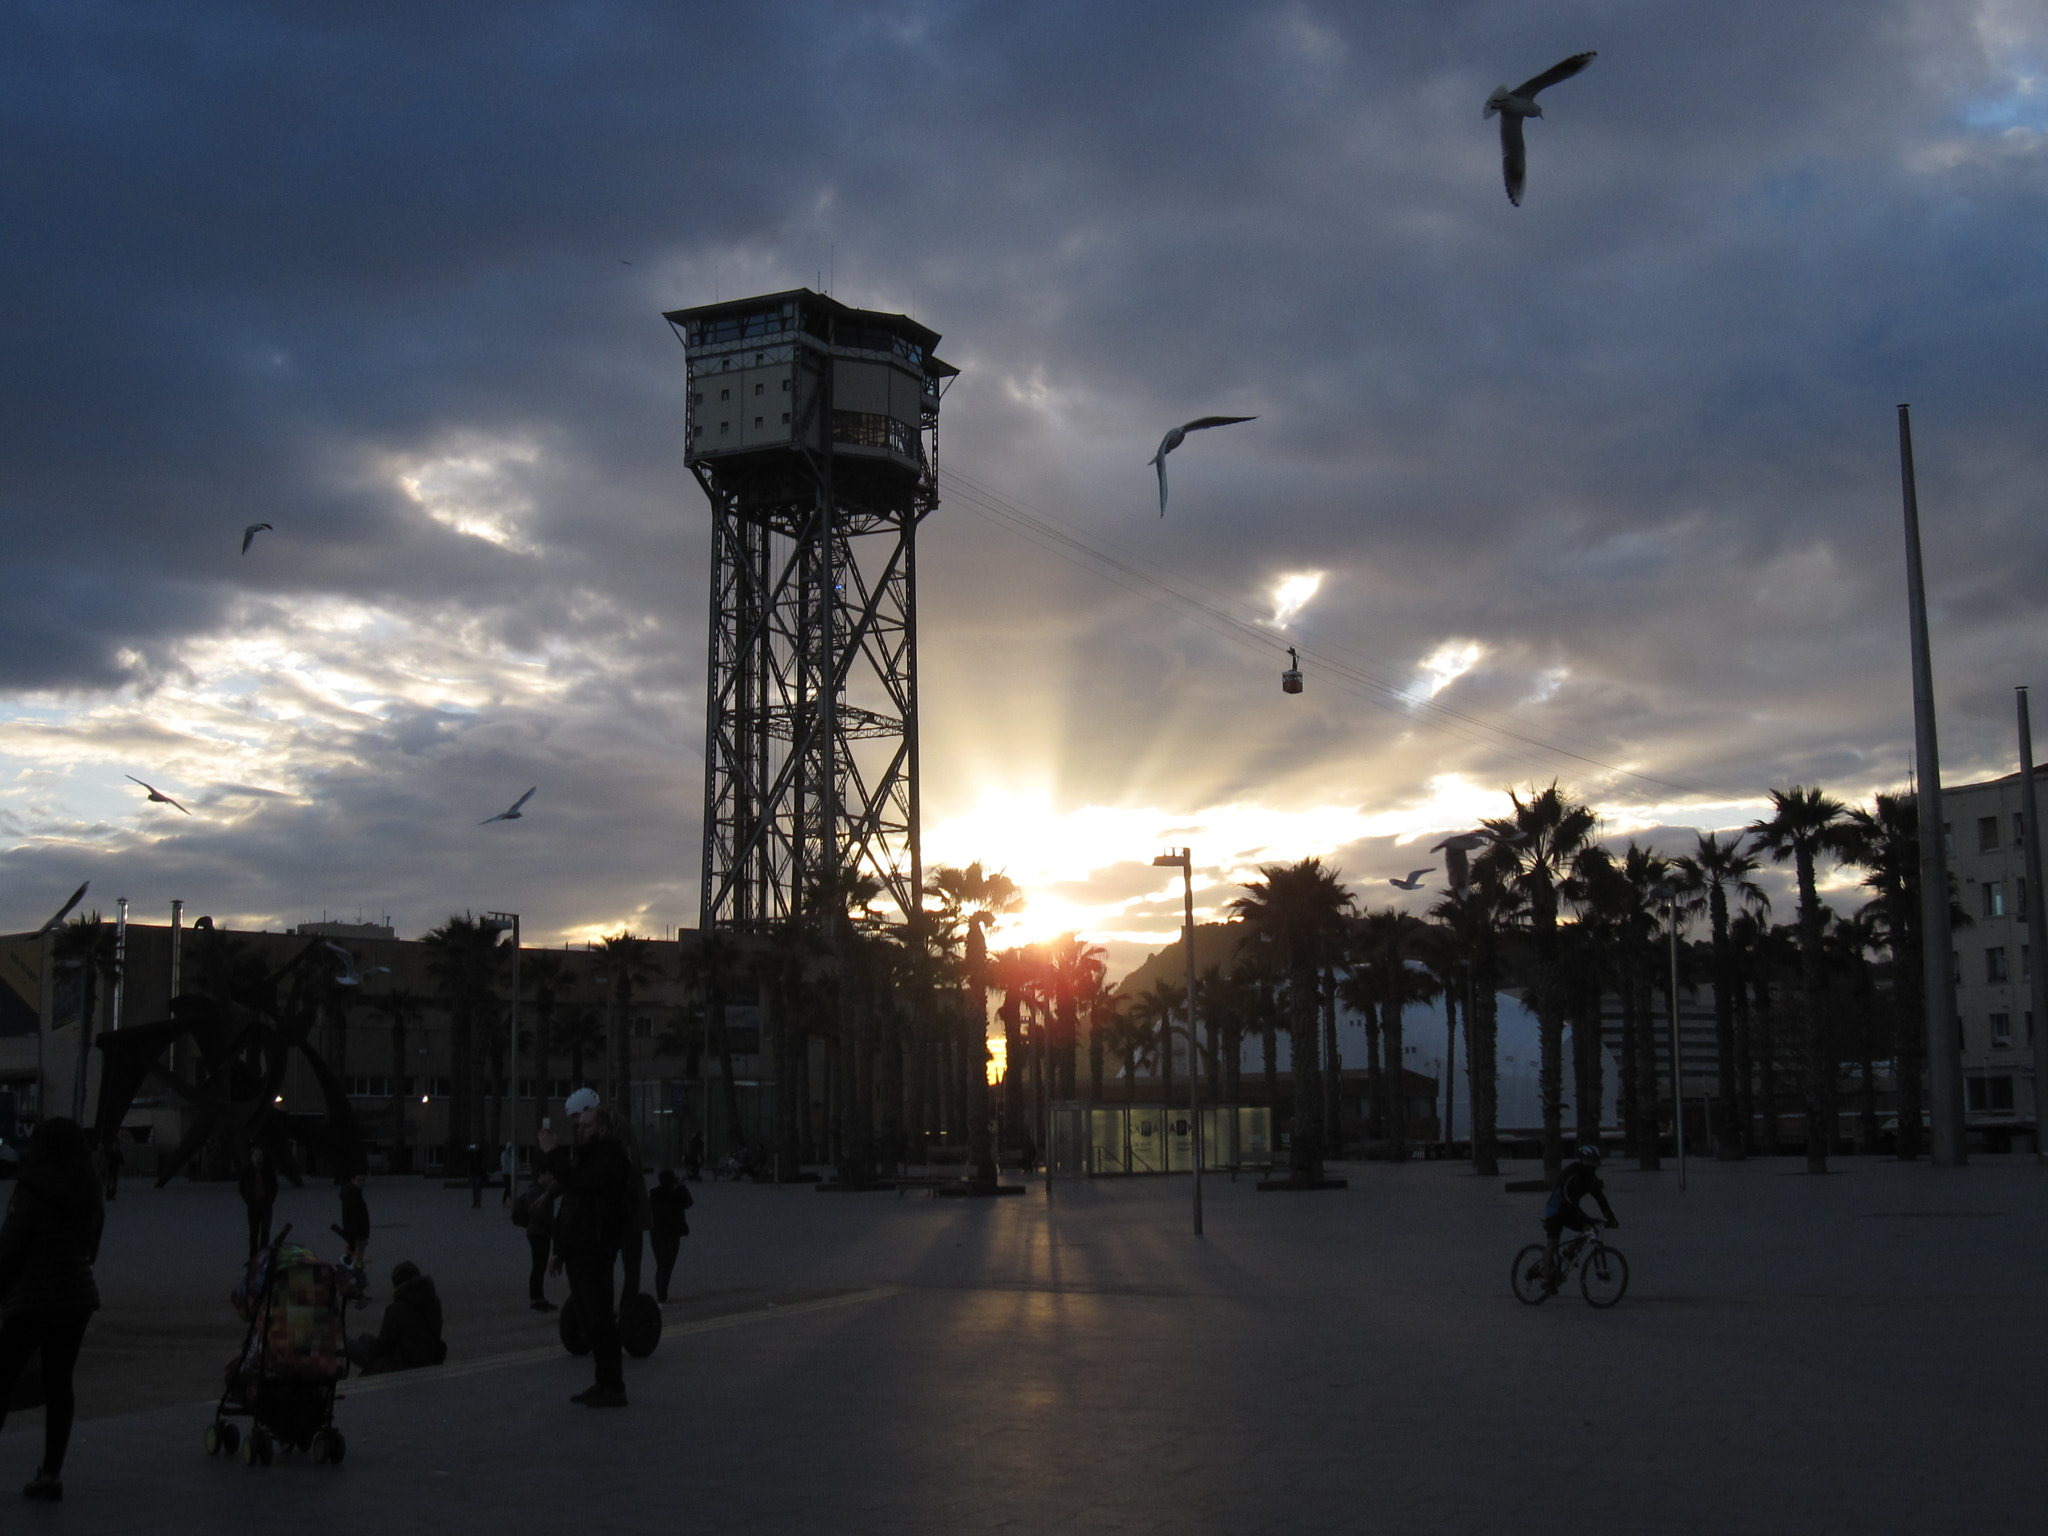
[330,1429,346,1465]
[220,1422,241,1456]
[204,1423,221,1457]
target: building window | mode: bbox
[692,392,703,405]
[782,378,791,391]
[1967,1076,2016,1113]
[720,388,730,401]
[719,421,729,433]
[1991,1012,2012,1047]
[1984,881,2006,918]
[2015,813,2026,848]
[633,1016,652,1039]
[754,382,763,395]
[1987,946,2010,982]
[1979,816,2000,852]
[781,412,790,424]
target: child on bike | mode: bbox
[1544,1143,1619,1290]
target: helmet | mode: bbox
[564,1087,601,1115]
[1577,1143,1603,1164]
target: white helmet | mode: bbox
[564,1087,600,1115]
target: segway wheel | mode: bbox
[558,1302,590,1356]
[220,1422,240,1456]
[621,1291,662,1359]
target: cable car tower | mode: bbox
[666,289,956,933]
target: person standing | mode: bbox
[467,1143,485,1209]
[684,1131,705,1183]
[238,1146,278,1260]
[338,1170,370,1267]
[524,1171,559,1312]
[647,1169,693,1304]
[0,1118,107,1501]
[539,1088,630,1408]
[499,1141,516,1207]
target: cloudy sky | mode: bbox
[3,1,2045,977]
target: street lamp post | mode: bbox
[485,912,521,1185]
[1154,849,1202,1236]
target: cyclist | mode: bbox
[1544,1143,1619,1290]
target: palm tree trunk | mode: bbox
[1363,998,1384,1139]
[1469,954,1499,1177]
[1384,984,1407,1161]
[1710,891,1743,1159]
[1321,969,1344,1155]
[1756,972,1782,1155]
[1570,982,1602,1151]
[1618,952,1640,1159]
[1535,899,1566,1180]
[1635,965,1662,1172]
[1797,855,1830,1175]
[1733,979,1756,1154]
[1287,964,1322,1182]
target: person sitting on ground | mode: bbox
[350,1260,446,1375]
[1543,1143,1619,1289]
[647,1169,693,1304]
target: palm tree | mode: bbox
[1345,908,1435,1158]
[1131,977,1186,1110]
[926,863,1022,1184]
[1230,857,1355,1183]
[555,1001,605,1096]
[1841,793,1926,1159]
[53,912,120,1122]
[1482,783,1599,1178]
[371,987,424,1172]
[1102,1004,1153,1102]
[1428,872,1518,1176]
[1675,831,1770,1160]
[988,945,1044,1155]
[422,913,501,1157]
[679,929,748,1155]
[1748,785,1851,1174]
[1043,934,1106,1102]
[596,931,656,1128]
[1616,843,1672,1168]
[522,950,566,1129]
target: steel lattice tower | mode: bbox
[666,290,955,933]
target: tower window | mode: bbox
[1987,946,2010,983]
[1991,1012,2012,1047]
[719,422,729,434]
[782,378,791,392]
[1979,816,2000,852]
[754,417,763,428]
[755,383,764,396]
[720,388,730,402]
[1984,881,2006,918]
[781,412,790,424]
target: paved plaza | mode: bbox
[2,1153,2042,1534]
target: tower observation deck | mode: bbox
[666,289,957,933]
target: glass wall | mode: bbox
[1077,1104,1272,1174]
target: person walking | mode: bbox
[0,1118,107,1501]
[499,1141,516,1208]
[524,1171,559,1312]
[647,1169,693,1304]
[238,1146,278,1260]
[684,1131,705,1183]
[539,1089,631,1408]
[466,1143,485,1210]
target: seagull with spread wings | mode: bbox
[1484,51,1597,206]
[1149,416,1255,515]
[482,787,537,825]
[241,522,272,555]
[127,775,192,814]
[1388,869,1435,890]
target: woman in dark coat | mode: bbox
[0,1119,106,1501]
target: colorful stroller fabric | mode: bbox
[228,1241,361,1389]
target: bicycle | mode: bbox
[1511,1221,1629,1308]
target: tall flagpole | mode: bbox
[1899,404,1966,1166]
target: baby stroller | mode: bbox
[204,1224,362,1466]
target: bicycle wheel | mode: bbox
[1579,1242,1629,1308]
[1511,1243,1553,1305]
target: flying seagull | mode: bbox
[34,881,90,938]
[241,522,273,555]
[1388,869,1435,890]
[126,775,192,814]
[1430,827,1529,893]
[321,943,389,987]
[482,787,537,825]
[1484,51,1596,206]
[1149,416,1256,515]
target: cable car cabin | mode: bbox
[1282,648,1303,695]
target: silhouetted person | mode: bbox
[1544,1143,1619,1289]
[350,1260,446,1375]
[648,1169,693,1303]
[540,1089,631,1408]
[467,1143,485,1209]
[0,1119,106,1501]
[238,1147,278,1259]
[684,1131,705,1183]
[99,1139,123,1202]
[500,1141,515,1207]
[525,1174,559,1312]
[338,1171,370,1266]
